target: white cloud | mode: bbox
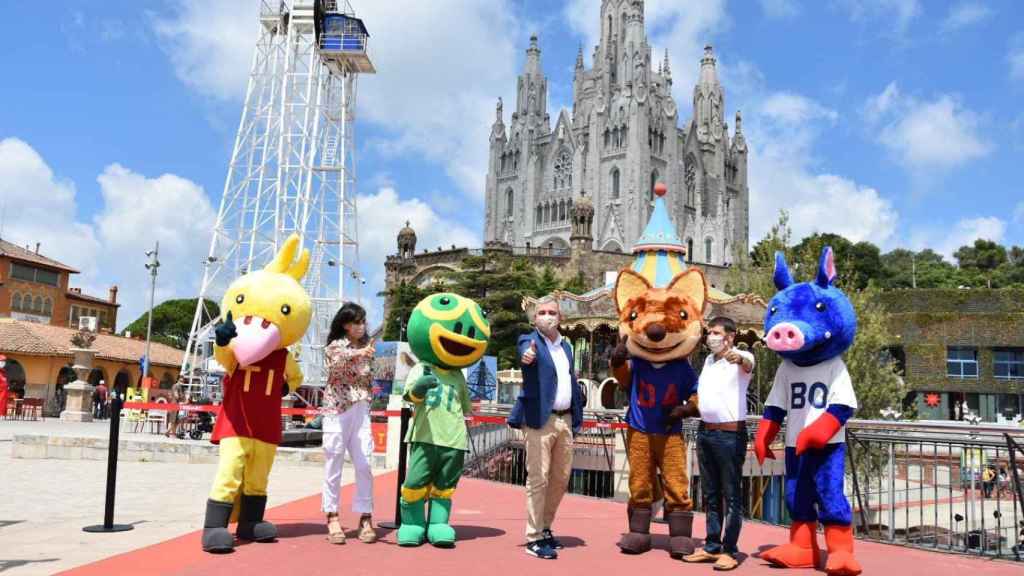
[759,0,801,19]
[0,138,102,277]
[1010,33,1024,82]
[0,138,216,330]
[837,0,922,35]
[864,82,990,171]
[940,2,993,34]
[355,187,478,326]
[911,216,1006,260]
[742,99,899,247]
[152,0,523,203]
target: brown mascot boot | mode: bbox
[666,509,697,558]
[824,525,862,576]
[760,521,820,569]
[617,506,653,554]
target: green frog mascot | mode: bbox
[398,292,490,548]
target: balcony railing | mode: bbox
[461,404,1024,562]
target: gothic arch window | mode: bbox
[685,155,697,206]
[705,237,714,263]
[723,238,730,264]
[604,128,610,149]
[687,238,694,264]
[535,204,542,226]
[543,202,551,224]
[34,295,43,314]
[559,200,567,221]
[611,167,620,199]
[649,170,659,201]
[505,188,514,218]
[554,149,572,190]
[11,292,21,312]
[43,297,53,316]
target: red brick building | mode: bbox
[0,239,119,331]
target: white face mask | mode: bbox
[707,334,726,353]
[537,315,559,331]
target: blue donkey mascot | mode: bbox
[754,247,861,576]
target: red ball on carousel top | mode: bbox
[654,182,667,197]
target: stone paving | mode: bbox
[0,420,391,575]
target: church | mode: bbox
[384,0,751,323]
[484,0,749,265]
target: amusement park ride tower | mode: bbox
[182,0,374,398]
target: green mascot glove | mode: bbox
[409,366,440,400]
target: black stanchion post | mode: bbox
[84,390,133,533]
[379,406,411,529]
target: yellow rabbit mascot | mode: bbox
[202,234,312,553]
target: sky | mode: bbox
[1,0,1022,330]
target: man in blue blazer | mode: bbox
[508,295,583,560]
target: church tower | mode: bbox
[483,0,748,266]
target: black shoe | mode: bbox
[526,540,558,559]
[237,494,277,542]
[542,528,564,550]
[202,499,235,553]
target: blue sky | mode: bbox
[1,0,1022,329]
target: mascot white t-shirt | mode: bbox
[765,356,858,447]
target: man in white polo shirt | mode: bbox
[683,317,754,571]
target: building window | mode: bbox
[686,238,694,264]
[705,237,713,263]
[43,298,52,316]
[10,262,59,286]
[947,347,978,378]
[994,349,1024,379]
[11,293,22,312]
[33,295,44,314]
[611,168,620,199]
[553,149,572,190]
[505,188,514,218]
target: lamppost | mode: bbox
[143,242,160,388]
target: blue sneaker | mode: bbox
[542,528,564,550]
[526,540,558,559]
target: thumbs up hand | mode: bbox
[610,335,630,368]
[521,340,537,366]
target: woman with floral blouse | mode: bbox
[321,302,377,544]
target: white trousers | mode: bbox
[321,401,374,514]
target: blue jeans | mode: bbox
[697,428,746,555]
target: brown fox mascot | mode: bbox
[612,183,707,559]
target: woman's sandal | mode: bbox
[357,514,377,543]
[326,514,346,544]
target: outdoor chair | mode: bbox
[22,398,43,421]
[147,398,168,434]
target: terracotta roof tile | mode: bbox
[0,239,79,273]
[66,291,119,307]
[0,318,183,368]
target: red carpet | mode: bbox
[61,472,1020,575]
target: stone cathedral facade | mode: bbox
[484,0,749,265]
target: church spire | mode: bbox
[663,48,672,83]
[524,33,542,77]
[575,43,584,71]
[698,45,720,87]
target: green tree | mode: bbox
[954,239,1008,288]
[382,281,428,341]
[443,254,543,368]
[122,298,220,350]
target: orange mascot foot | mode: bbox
[760,521,820,569]
[824,525,862,576]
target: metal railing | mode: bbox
[461,404,1024,561]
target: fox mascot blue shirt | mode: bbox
[754,246,862,576]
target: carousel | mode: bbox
[521,185,767,410]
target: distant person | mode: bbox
[166,377,188,438]
[321,302,377,545]
[0,355,8,419]
[982,465,996,498]
[93,379,108,419]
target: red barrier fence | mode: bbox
[120,402,629,429]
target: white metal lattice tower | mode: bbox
[182,0,375,399]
